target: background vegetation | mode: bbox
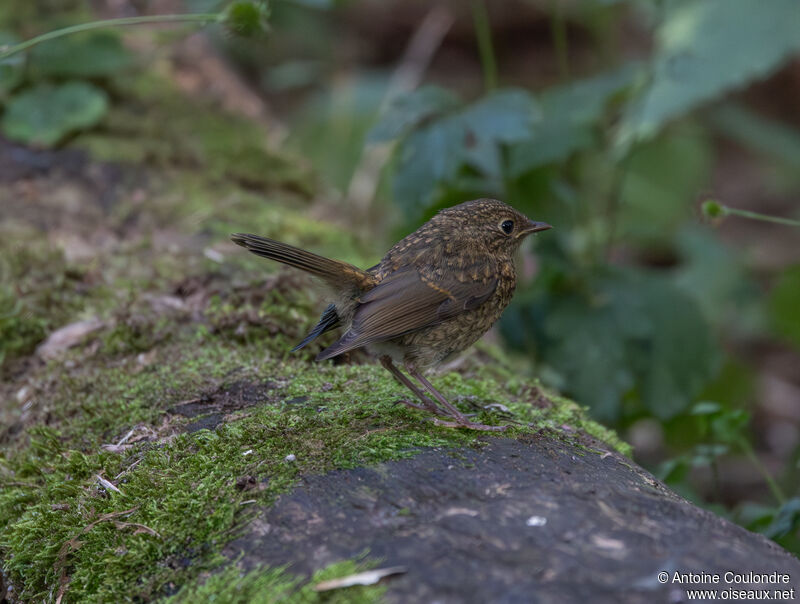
[1,0,800,568]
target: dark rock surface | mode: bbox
[226,435,800,603]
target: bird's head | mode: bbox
[433,198,552,255]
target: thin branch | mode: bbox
[0,14,220,60]
[345,6,454,212]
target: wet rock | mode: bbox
[226,436,800,603]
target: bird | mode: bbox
[231,198,552,431]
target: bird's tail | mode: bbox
[230,233,375,291]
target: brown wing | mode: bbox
[316,266,497,361]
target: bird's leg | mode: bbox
[406,364,508,432]
[379,356,448,417]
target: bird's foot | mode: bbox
[394,399,449,417]
[433,419,509,432]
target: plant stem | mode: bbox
[722,205,800,227]
[471,0,498,92]
[740,438,786,505]
[550,0,569,79]
[0,14,220,60]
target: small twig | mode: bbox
[55,507,142,603]
[173,397,204,407]
[0,14,219,60]
[114,456,143,480]
[116,428,136,447]
[113,521,161,537]
[96,473,123,495]
[346,6,454,212]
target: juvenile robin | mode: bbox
[231,198,551,431]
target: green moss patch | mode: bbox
[1,323,627,602]
[165,558,386,604]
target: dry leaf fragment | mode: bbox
[313,566,407,592]
[37,319,104,359]
[96,474,122,495]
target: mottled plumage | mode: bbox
[231,198,551,430]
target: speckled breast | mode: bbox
[395,262,516,368]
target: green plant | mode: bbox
[0,1,270,146]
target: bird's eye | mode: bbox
[500,220,514,234]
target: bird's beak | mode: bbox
[521,220,552,235]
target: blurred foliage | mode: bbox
[371,86,540,217]
[28,30,132,77]
[360,0,800,429]
[3,81,109,146]
[501,265,719,422]
[0,1,269,146]
[617,0,800,147]
[289,76,387,191]
[771,266,800,350]
[0,29,132,145]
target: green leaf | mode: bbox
[709,409,749,445]
[509,267,719,421]
[618,125,712,242]
[391,117,465,218]
[618,0,800,145]
[690,401,722,415]
[368,86,460,143]
[672,226,761,329]
[657,456,690,483]
[691,443,729,466]
[508,63,638,175]
[386,89,539,214]
[635,274,720,419]
[770,265,800,350]
[543,296,637,419]
[28,31,132,78]
[764,498,800,539]
[457,89,539,178]
[2,82,109,147]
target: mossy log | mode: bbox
[1,74,797,603]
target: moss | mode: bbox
[1,312,627,602]
[76,73,314,197]
[165,558,385,603]
[0,226,112,371]
[0,346,466,600]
